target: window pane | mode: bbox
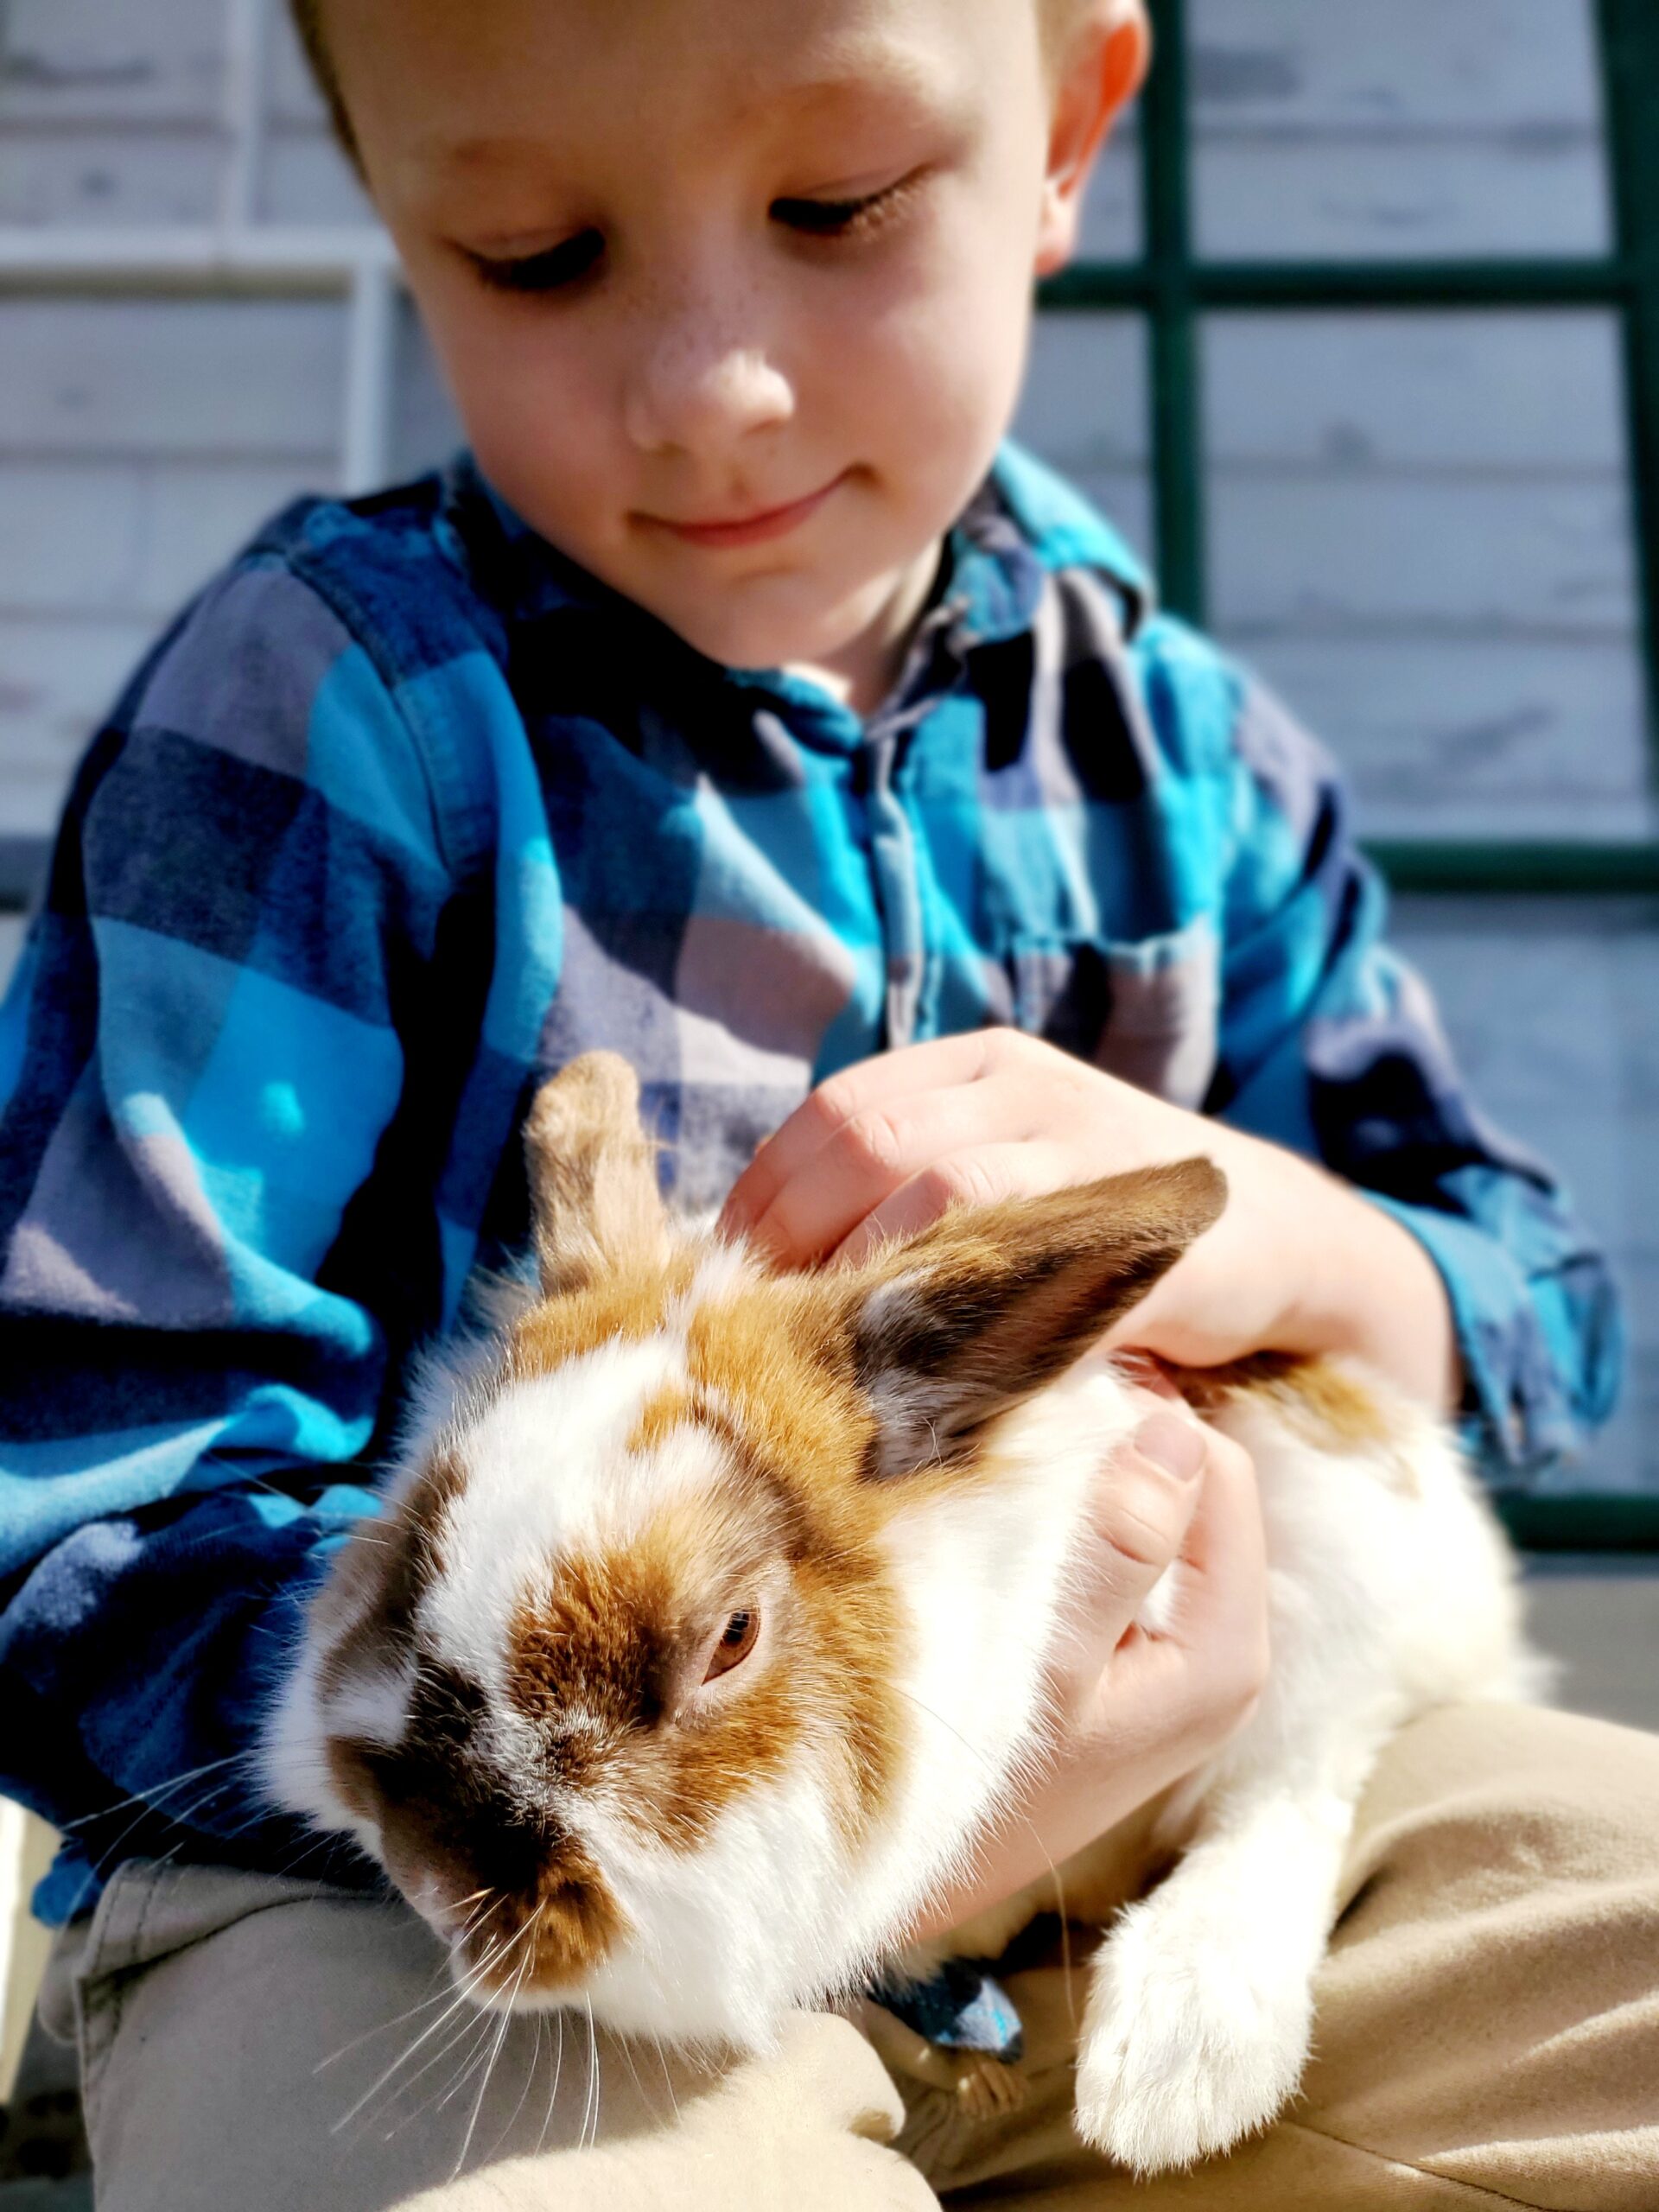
[1014,314,1152,566]
[1393,896,1659,1497]
[1189,0,1612,262]
[0,0,227,226]
[0,294,346,840]
[1077,106,1141,263]
[1204,309,1654,842]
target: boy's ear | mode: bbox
[1036,3,1150,278]
[834,1159,1224,1480]
[523,1053,670,1295]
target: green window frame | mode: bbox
[1040,0,1659,897]
[1039,0,1658,1547]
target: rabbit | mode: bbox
[264,1049,1541,2174]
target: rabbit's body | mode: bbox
[265,1053,1536,2172]
[895,1356,1536,2164]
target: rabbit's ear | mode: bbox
[523,1054,670,1296]
[840,1160,1225,1480]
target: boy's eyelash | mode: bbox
[469,229,605,295]
[772,175,918,241]
[467,172,922,294]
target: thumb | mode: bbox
[702,2012,906,2144]
[1052,1408,1207,1689]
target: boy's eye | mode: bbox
[772,175,917,241]
[468,229,605,295]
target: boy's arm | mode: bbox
[1174,626,1623,1482]
[726,620,1619,1488]
[0,556,499,1915]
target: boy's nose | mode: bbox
[622,315,795,459]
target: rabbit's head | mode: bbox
[266,1053,1223,2046]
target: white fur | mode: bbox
[1070,1383,1536,2168]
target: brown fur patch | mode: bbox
[480,1835,631,1999]
[523,1052,671,1296]
[1173,1351,1416,1491]
[505,1503,801,1850]
[685,1284,907,1839]
[626,1382,695,1456]
[685,1281,876,1498]
[505,1255,696,1379]
[318,1446,468,1698]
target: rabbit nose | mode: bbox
[403,1866,475,1934]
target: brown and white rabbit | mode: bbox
[265,1051,1541,2173]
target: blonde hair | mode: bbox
[289,0,1138,161]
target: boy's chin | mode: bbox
[648,571,920,696]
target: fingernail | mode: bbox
[1135,1410,1205,1480]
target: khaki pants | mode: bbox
[41,1706,1659,2211]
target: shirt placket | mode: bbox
[865,728,926,1051]
[860,592,976,1051]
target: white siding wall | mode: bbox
[1394,898,1659,1496]
[1189,0,1613,259]
[1,294,347,833]
[0,0,372,226]
[1014,314,1154,565]
[1204,309,1654,842]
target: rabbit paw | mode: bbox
[1071,1905,1313,2173]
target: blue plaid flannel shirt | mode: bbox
[0,443,1622,1921]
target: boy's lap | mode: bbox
[43,1704,1659,2212]
[899,1702,1659,2209]
[41,1859,929,2212]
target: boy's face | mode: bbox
[327,0,1135,699]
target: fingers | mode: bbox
[756,1089,1033,1268]
[827,1141,1065,1266]
[1052,1405,1209,1690]
[712,2012,907,2143]
[720,1034,1016,1259]
[1098,1414,1270,1745]
[1152,1419,1270,1668]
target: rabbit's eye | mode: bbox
[703,1609,759,1682]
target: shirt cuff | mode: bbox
[1366,1193,1587,1485]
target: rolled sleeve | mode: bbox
[1193,653,1623,1485]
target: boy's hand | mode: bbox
[906,1390,1269,1936]
[719,1030,1459,1409]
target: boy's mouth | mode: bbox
[642,471,849,550]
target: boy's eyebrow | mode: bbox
[422,52,965,178]
[741,32,989,145]
[734,52,952,124]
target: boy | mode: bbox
[1,0,1655,2205]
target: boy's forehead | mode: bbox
[332,0,1017,185]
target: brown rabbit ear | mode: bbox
[836,1159,1225,1480]
[523,1053,671,1296]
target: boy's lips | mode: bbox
[643,471,848,550]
